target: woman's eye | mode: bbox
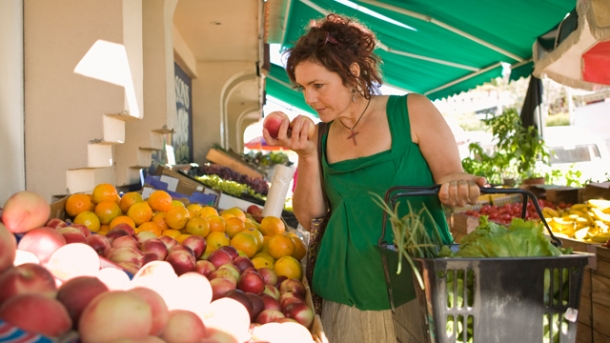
[314,84,323,89]
[296,86,304,92]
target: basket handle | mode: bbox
[377,185,561,248]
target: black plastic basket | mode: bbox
[378,186,591,343]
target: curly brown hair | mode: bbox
[284,13,382,99]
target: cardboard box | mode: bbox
[206,148,263,179]
[144,165,220,206]
[581,182,610,202]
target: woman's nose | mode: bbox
[304,90,316,105]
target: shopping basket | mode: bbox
[378,185,591,343]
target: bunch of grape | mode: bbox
[199,164,269,195]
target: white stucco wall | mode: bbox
[0,0,25,205]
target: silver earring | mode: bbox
[352,89,356,103]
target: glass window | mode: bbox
[550,144,601,164]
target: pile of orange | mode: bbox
[65,183,306,279]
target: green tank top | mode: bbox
[312,94,453,311]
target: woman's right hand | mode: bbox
[262,114,317,159]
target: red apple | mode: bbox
[201,328,239,343]
[289,115,316,139]
[13,250,39,266]
[130,261,177,300]
[111,223,136,236]
[207,249,233,269]
[210,277,237,301]
[136,231,157,243]
[283,302,314,328]
[96,267,131,291]
[140,238,168,261]
[166,249,196,275]
[0,293,72,338]
[263,111,289,139]
[117,261,141,275]
[58,226,88,244]
[238,271,265,295]
[259,294,281,311]
[233,256,255,273]
[111,235,138,249]
[246,292,265,321]
[280,292,304,310]
[105,246,144,266]
[86,233,111,255]
[17,226,66,264]
[256,309,285,324]
[46,218,68,229]
[217,245,239,260]
[160,309,207,343]
[246,205,262,216]
[209,269,238,284]
[166,272,213,315]
[56,276,109,328]
[1,191,50,233]
[194,259,216,277]
[0,263,57,305]
[225,289,254,317]
[182,235,206,259]
[279,278,306,299]
[78,290,153,343]
[0,223,17,273]
[218,263,241,281]
[202,298,251,343]
[159,235,178,249]
[258,268,278,286]
[129,287,169,336]
[275,275,288,289]
[69,223,91,237]
[263,284,281,300]
[168,244,193,256]
[46,243,101,281]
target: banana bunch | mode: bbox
[543,199,610,243]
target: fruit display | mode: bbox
[462,198,559,224]
[542,198,610,243]
[200,164,269,196]
[0,188,318,343]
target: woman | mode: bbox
[262,14,486,343]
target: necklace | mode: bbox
[338,98,371,146]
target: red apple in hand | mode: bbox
[289,115,316,139]
[263,111,289,139]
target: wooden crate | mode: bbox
[302,275,329,343]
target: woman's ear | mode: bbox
[349,62,361,78]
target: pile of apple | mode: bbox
[0,191,316,343]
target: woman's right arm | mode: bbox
[262,115,328,230]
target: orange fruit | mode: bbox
[274,255,302,280]
[98,224,110,235]
[205,231,231,254]
[92,183,118,204]
[244,227,264,251]
[221,207,247,222]
[176,234,191,244]
[220,212,235,221]
[162,229,182,239]
[199,206,219,218]
[207,215,226,233]
[119,192,143,214]
[266,233,296,260]
[109,215,136,229]
[127,202,153,226]
[165,206,190,230]
[187,204,203,218]
[94,201,122,225]
[147,190,173,212]
[171,200,186,208]
[230,232,258,258]
[185,217,210,238]
[74,211,101,233]
[225,217,246,238]
[151,212,169,231]
[252,252,275,269]
[259,216,285,236]
[288,233,307,261]
[137,221,163,236]
[65,193,95,217]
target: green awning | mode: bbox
[274,0,574,101]
[266,63,317,117]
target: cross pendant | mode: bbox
[347,130,359,145]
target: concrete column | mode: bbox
[0,0,25,204]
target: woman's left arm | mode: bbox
[407,94,487,208]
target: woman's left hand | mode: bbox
[438,173,488,208]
